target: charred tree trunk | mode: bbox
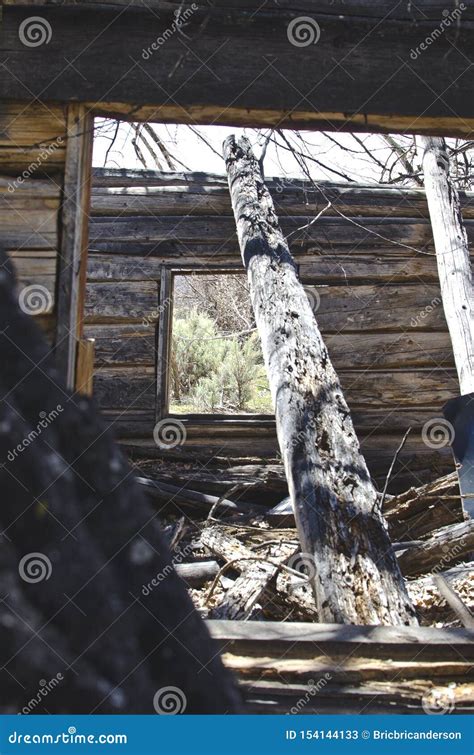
[223,135,417,626]
[421,137,474,396]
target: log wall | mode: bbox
[0,101,67,340]
[85,169,469,491]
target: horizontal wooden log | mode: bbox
[175,561,220,587]
[94,365,460,412]
[87,250,464,288]
[90,172,474,221]
[0,102,67,174]
[84,281,158,323]
[398,521,474,577]
[89,215,436,250]
[83,321,454,370]
[4,5,474,136]
[8,1,474,20]
[208,619,474,659]
[83,324,156,366]
[93,366,155,410]
[84,279,448,332]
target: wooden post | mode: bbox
[223,135,417,626]
[56,103,94,390]
[75,337,95,397]
[421,137,474,395]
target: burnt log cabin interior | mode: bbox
[1,0,473,713]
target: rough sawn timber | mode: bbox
[223,135,417,626]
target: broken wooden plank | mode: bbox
[224,134,416,626]
[201,527,317,620]
[398,521,474,577]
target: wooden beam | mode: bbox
[3,4,474,135]
[55,104,93,389]
[75,337,95,397]
[223,135,416,626]
[421,137,474,396]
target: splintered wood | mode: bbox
[152,467,472,629]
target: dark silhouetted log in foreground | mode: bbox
[0,248,240,714]
[224,135,416,626]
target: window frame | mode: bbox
[155,265,275,425]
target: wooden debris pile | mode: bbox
[137,467,474,629]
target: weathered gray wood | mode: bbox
[89,214,436,249]
[383,472,462,541]
[208,618,474,653]
[201,527,317,620]
[175,561,220,587]
[421,137,474,395]
[3,4,474,137]
[398,521,474,576]
[137,476,242,515]
[55,104,93,388]
[223,135,416,626]
[84,281,158,323]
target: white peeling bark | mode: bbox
[421,136,474,395]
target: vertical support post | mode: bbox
[421,136,474,395]
[75,337,95,397]
[55,103,93,390]
[421,136,474,518]
[156,268,172,420]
